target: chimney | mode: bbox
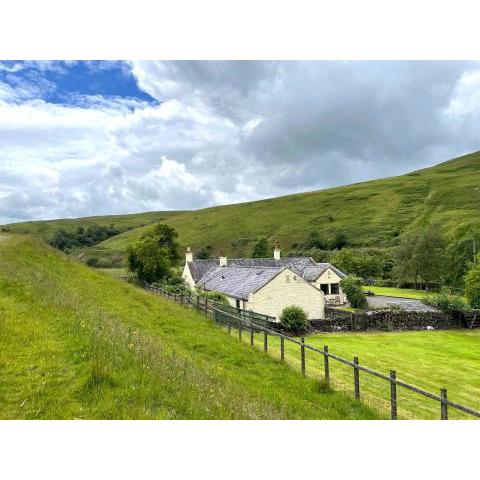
[185,246,193,263]
[274,240,281,260]
[219,255,227,266]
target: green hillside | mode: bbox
[2,210,185,240]
[78,151,480,265]
[0,235,379,419]
[3,151,480,267]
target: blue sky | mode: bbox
[0,60,156,106]
[0,60,480,224]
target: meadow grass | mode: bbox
[0,235,380,420]
[243,328,480,419]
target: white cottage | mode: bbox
[182,245,347,319]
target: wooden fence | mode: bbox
[145,283,480,420]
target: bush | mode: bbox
[425,288,470,314]
[340,275,368,309]
[465,257,480,309]
[196,288,229,305]
[86,257,99,267]
[280,306,309,333]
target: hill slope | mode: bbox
[2,210,185,240]
[0,235,379,419]
[3,151,480,265]
[79,151,480,265]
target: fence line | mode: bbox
[144,283,480,420]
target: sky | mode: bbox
[0,60,480,224]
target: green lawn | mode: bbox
[244,329,480,419]
[0,235,379,420]
[362,286,429,299]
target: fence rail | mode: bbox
[144,283,480,420]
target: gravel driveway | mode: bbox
[367,295,438,312]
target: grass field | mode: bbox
[3,151,480,266]
[242,328,480,419]
[0,235,379,420]
[362,286,429,299]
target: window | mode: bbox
[331,283,340,294]
[236,299,241,310]
[320,284,329,295]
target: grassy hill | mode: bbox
[0,235,379,419]
[3,151,480,266]
[1,210,185,241]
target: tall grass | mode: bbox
[0,235,380,420]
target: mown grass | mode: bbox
[362,286,429,300]
[0,235,380,419]
[3,151,480,266]
[243,328,480,419]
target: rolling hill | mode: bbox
[0,234,379,419]
[3,150,480,266]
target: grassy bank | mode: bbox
[0,235,379,419]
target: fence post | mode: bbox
[250,325,254,346]
[228,320,231,335]
[280,336,285,361]
[390,370,397,420]
[196,295,200,311]
[441,388,448,420]
[174,293,177,302]
[239,323,242,341]
[264,331,268,352]
[353,356,360,400]
[204,299,208,316]
[300,337,306,376]
[180,293,183,304]
[323,346,330,387]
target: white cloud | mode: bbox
[1,61,480,224]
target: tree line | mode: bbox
[49,224,120,252]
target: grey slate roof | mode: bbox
[302,263,347,281]
[187,256,316,283]
[197,266,286,300]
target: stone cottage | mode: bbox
[182,244,347,320]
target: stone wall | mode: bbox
[310,310,464,332]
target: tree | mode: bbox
[330,231,349,250]
[465,256,480,309]
[340,275,367,309]
[279,306,309,333]
[305,231,327,250]
[444,234,480,288]
[127,224,180,283]
[197,245,213,259]
[251,236,270,258]
[330,247,384,279]
[392,224,446,289]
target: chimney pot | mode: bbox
[274,240,281,260]
[185,247,193,263]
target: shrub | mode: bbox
[280,306,309,333]
[196,289,229,305]
[340,275,368,309]
[425,288,470,314]
[86,257,99,267]
[465,257,480,309]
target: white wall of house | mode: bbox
[182,263,196,289]
[247,269,325,320]
[312,268,345,305]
